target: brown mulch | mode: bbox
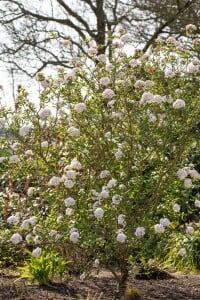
[0,268,199,299]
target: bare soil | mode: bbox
[0,268,199,300]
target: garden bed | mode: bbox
[0,268,199,299]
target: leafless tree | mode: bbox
[0,0,199,77]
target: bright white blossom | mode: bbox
[94,207,104,218]
[88,47,98,56]
[97,54,107,63]
[105,62,114,71]
[70,158,82,170]
[107,178,117,189]
[112,194,122,204]
[118,214,126,226]
[10,233,22,244]
[135,227,145,238]
[186,24,197,32]
[177,169,187,180]
[121,34,132,43]
[22,219,31,230]
[139,92,154,105]
[65,170,77,179]
[99,170,110,178]
[100,189,109,199]
[65,208,74,216]
[27,187,36,197]
[32,247,42,258]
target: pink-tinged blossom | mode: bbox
[7,215,19,225]
[160,218,171,227]
[184,178,192,188]
[105,63,114,71]
[139,92,154,105]
[187,63,198,73]
[65,69,76,81]
[177,169,187,180]
[186,24,197,32]
[165,70,175,78]
[121,34,132,43]
[97,54,107,63]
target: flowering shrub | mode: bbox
[0,25,199,294]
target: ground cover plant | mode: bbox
[0,24,199,299]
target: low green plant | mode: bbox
[17,250,69,285]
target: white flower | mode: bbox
[9,155,20,164]
[69,231,79,243]
[68,126,80,137]
[153,95,163,104]
[25,150,33,156]
[0,156,6,163]
[184,178,192,188]
[27,187,36,197]
[64,197,76,207]
[160,218,171,227]
[97,54,107,63]
[102,89,115,99]
[164,70,175,78]
[80,272,86,280]
[186,24,197,32]
[94,207,104,218]
[134,80,146,89]
[99,170,110,179]
[112,38,121,48]
[74,103,86,113]
[105,63,114,71]
[22,219,31,230]
[65,69,76,81]
[0,117,6,128]
[94,258,100,268]
[49,230,57,237]
[7,215,19,225]
[135,227,145,238]
[25,233,32,243]
[65,170,77,179]
[112,194,122,204]
[173,203,180,213]
[70,158,82,170]
[194,199,200,208]
[64,179,74,189]
[29,216,37,225]
[116,232,127,243]
[48,176,60,186]
[99,77,110,86]
[57,216,63,223]
[104,132,111,139]
[88,47,98,56]
[187,63,198,73]
[186,226,194,235]
[10,233,22,244]
[32,247,42,258]
[115,149,123,159]
[188,169,200,179]
[121,34,132,43]
[154,224,165,233]
[100,189,109,199]
[179,248,187,256]
[118,214,126,226]
[107,178,117,189]
[129,59,139,68]
[39,107,52,120]
[177,169,187,180]
[65,208,74,216]
[34,235,41,244]
[173,99,185,109]
[41,141,48,148]
[19,125,31,137]
[139,92,154,105]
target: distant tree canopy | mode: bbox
[0,0,199,77]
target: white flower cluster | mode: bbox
[32,247,42,258]
[39,107,52,120]
[173,99,185,109]
[69,228,79,243]
[102,88,115,99]
[135,227,145,238]
[74,103,86,113]
[116,231,127,243]
[177,167,200,189]
[10,233,22,244]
